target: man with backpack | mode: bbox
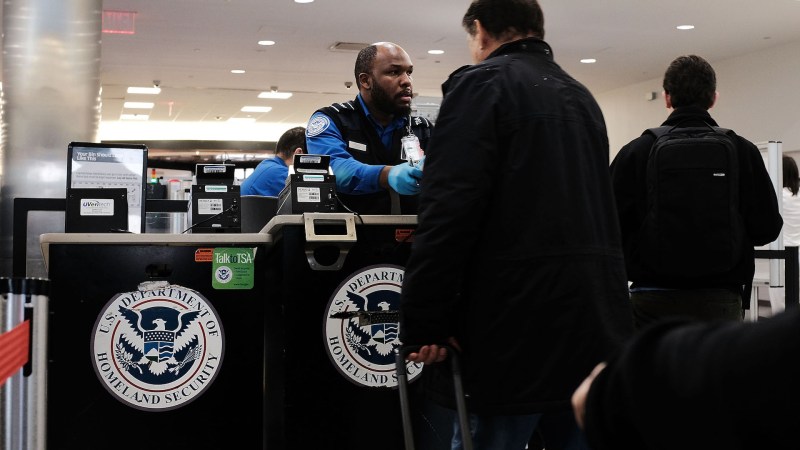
[610,54,782,330]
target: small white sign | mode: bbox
[79,199,115,216]
[198,198,223,214]
[296,186,321,203]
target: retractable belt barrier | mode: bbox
[1,277,49,450]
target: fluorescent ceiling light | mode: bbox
[231,69,246,74]
[123,101,154,109]
[241,106,273,113]
[127,86,161,94]
[676,25,695,30]
[258,91,293,99]
[295,0,314,3]
[228,117,257,123]
[580,58,597,64]
[258,40,276,46]
[120,113,149,120]
[428,50,444,55]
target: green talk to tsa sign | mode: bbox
[212,248,255,289]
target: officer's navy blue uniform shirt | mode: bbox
[306,94,410,195]
[240,157,288,197]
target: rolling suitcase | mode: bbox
[395,345,474,450]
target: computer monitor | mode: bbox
[66,141,148,233]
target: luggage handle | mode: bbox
[395,344,474,450]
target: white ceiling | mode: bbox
[8,0,800,162]
[96,0,800,124]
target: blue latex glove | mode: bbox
[388,162,423,195]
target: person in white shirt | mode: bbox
[768,155,800,313]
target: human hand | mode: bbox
[571,362,606,430]
[405,337,460,365]
[388,162,423,195]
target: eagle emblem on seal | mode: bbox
[116,305,203,376]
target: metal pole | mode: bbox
[24,278,49,450]
[785,246,799,309]
[767,141,784,288]
[1,278,25,450]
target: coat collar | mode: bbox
[663,106,719,127]
[486,37,553,60]
[441,38,554,95]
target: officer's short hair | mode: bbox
[354,45,378,84]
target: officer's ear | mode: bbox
[358,72,371,90]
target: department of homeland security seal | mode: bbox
[90,283,225,411]
[324,264,423,388]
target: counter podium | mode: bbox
[40,232,274,449]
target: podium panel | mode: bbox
[262,214,450,450]
[41,233,275,449]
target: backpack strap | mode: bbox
[645,120,734,138]
[643,126,671,139]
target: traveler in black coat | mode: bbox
[610,55,782,330]
[399,0,633,448]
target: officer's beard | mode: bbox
[371,81,412,117]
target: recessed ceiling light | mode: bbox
[294,0,314,3]
[428,50,444,55]
[123,101,154,109]
[580,58,597,64]
[231,69,246,74]
[241,106,273,113]
[127,86,161,94]
[676,25,695,30]
[258,40,276,46]
[258,91,293,99]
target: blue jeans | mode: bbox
[451,410,588,450]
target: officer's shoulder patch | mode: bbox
[307,113,331,137]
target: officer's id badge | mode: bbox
[400,134,423,167]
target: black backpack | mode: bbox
[640,121,745,280]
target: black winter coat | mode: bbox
[584,307,800,449]
[399,38,633,415]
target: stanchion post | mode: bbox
[785,246,798,309]
[1,278,26,450]
[0,277,49,450]
[24,278,49,450]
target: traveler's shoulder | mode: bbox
[625,134,657,152]
[721,130,760,152]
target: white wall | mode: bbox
[597,40,800,158]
